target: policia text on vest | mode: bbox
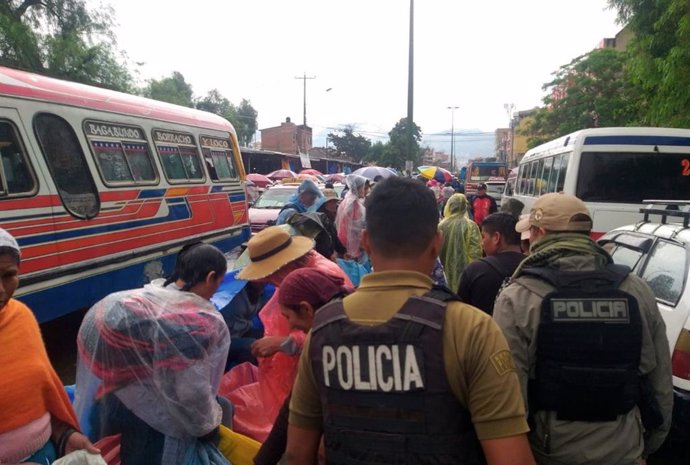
[322,344,424,392]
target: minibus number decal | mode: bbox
[682,159,690,176]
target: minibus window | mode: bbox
[152,129,204,183]
[200,135,239,182]
[0,121,36,196]
[556,153,569,192]
[527,161,538,196]
[577,151,690,202]
[34,113,99,219]
[540,157,554,195]
[86,121,158,185]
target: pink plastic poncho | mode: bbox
[335,174,368,259]
[219,252,352,442]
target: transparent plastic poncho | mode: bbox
[74,285,231,442]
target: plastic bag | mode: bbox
[52,450,107,465]
[218,425,261,465]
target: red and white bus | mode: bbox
[0,66,250,322]
[507,127,690,238]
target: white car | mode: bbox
[598,202,690,441]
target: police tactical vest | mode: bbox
[521,264,643,422]
[309,288,483,465]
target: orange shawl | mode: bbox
[0,299,79,433]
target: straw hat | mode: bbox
[236,226,314,280]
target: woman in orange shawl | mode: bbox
[0,228,99,464]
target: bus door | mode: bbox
[0,107,61,281]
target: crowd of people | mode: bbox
[0,173,675,465]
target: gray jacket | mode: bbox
[494,254,673,465]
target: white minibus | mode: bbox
[509,127,690,238]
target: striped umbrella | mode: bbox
[418,166,453,183]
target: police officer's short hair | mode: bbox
[365,177,438,257]
[481,213,521,246]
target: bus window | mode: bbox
[556,153,569,192]
[534,159,545,195]
[0,120,35,196]
[576,151,690,203]
[527,161,538,196]
[34,113,99,218]
[200,135,238,181]
[539,157,554,195]
[85,121,157,185]
[515,165,525,194]
[153,129,204,182]
[548,155,561,193]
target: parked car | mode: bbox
[485,178,507,208]
[598,202,690,441]
[248,184,299,233]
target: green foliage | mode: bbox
[608,0,690,126]
[0,0,133,91]
[327,125,371,161]
[194,90,258,146]
[364,141,386,164]
[524,48,642,148]
[233,99,258,147]
[143,71,194,107]
[380,117,422,169]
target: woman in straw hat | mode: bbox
[225,227,352,442]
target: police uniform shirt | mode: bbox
[289,271,529,441]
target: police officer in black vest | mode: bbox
[494,193,673,465]
[285,177,536,465]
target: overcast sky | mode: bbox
[109,0,621,147]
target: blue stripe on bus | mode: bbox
[138,189,167,199]
[584,135,690,146]
[16,203,191,247]
[21,232,249,323]
[229,193,245,203]
[211,186,224,193]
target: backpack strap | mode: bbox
[423,285,462,303]
[479,256,511,280]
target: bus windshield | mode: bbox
[468,163,508,181]
[577,151,690,203]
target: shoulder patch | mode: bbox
[490,350,516,376]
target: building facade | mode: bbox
[260,117,313,155]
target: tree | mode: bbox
[234,99,258,147]
[327,125,371,161]
[0,0,133,91]
[143,72,194,107]
[523,48,642,147]
[380,118,422,170]
[364,140,387,164]
[608,0,690,126]
[195,90,258,146]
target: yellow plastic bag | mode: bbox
[218,425,262,465]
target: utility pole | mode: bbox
[447,106,459,173]
[295,73,316,127]
[504,103,515,164]
[407,0,414,168]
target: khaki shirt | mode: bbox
[494,254,673,465]
[289,271,529,440]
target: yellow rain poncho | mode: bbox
[438,194,482,292]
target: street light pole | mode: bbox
[295,72,316,127]
[447,106,459,173]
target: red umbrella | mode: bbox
[325,173,345,183]
[246,173,273,188]
[266,169,297,180]
[297,173,319,182]
[299,168,323,176]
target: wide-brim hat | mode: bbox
[236,226,314,280]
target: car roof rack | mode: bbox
[639,200,690,228]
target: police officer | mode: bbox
[284,177,536,465]
[493,193,673,465]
